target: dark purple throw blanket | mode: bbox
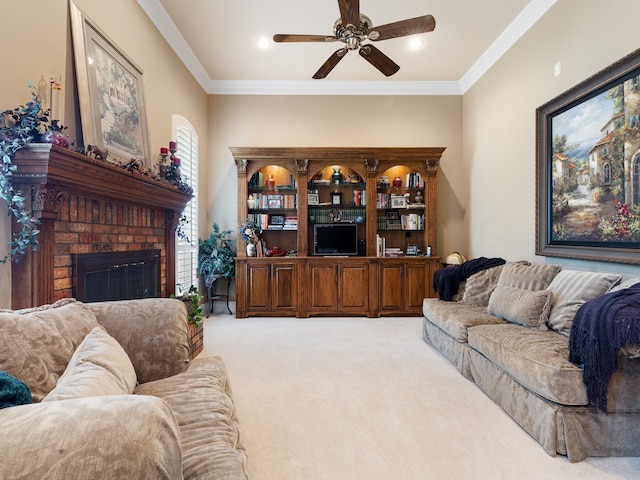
[433,257,506,301]
[568,283,640,413]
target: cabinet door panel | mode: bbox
[272,264,297,310]
[308,264,339,310]
[380,263,404,311]
[406,264,427,309]
[341,264,369,310]
[247,264,271,310]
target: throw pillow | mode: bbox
[461,265,505,306]
[487,285,552,330]
[547,270,622,336]
[608,277,640,293]
[0,299,99,402]
[43,326,137,402]
[497,262,562,291]
[0,371,32,409]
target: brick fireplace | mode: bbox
[11,144,192,309]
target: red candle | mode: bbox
[160,147,168,154]
[173,157,181,166]
[169,141,176,150]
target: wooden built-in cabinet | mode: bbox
[236,259,300,315]
[231,147,445,318]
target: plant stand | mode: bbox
[207,277,232,316]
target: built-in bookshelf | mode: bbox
[231,147,445,318]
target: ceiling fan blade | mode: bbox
[369,15,436,41]
[313,48,348,79]
[338,0,360,27]
[273,34,336,43]
[359,45,400,77]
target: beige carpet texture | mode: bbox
[201,314,640,480]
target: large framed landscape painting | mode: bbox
[70,1,150,166]
[536,47,640,265]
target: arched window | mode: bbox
[173,115,199,292]
[604,163,611,185]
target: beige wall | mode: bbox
[0,0,208,308]
[3,1,639,307]
[463,0,640,276]
[206,95,465,257]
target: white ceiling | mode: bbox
[137,0,557,95]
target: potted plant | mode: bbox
[198,223,236,289]
[172,284,203,327]
[0,82,68,262]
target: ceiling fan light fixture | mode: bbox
[409,38,424,50]
[273,1,435,78]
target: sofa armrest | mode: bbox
[0,395,182,480]
[87,298,190,383]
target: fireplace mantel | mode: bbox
[11,144,192,309]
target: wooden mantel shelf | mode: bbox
[10,144,192,309]
[14,144,191,211]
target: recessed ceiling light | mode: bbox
[258,38,270,49]
[409,38,424,50]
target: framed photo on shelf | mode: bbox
[536,47,640,265]
[308,193,319,205]
[386,210,399,220]
[70,1,150,166]
[390,195,407,209]
[268,214,285,226]
[268,195,282,209]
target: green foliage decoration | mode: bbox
[0,82,50,262]
[198,223,236,289]
[172,284,203,328]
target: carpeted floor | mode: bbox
[201,313,640,480]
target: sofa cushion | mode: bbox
[135,356,250,480]
[0,395,182,479]
[0,299,99,402]
[461,265,505,306]
[547,270,622,336]
[43,326,137,402]
[468,323,588,405]
[87,298,190,384]
[422,298,506,343]
[497,262,562,291]
[487,285,552,330]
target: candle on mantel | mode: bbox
[160,147,168,154]
[169,141,176,150]
[173,157,181,166]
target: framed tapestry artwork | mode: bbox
[70,1,151,166]
[536,47,640,265]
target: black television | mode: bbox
[314,223,359,256]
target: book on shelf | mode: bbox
[405,172,424,189]
[283,216,298,230]
[400,213,424,230]
[376,234,386,258]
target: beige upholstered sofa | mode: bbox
[423,261,640,462]
[0,298,249,479]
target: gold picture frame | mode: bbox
[70,1,150,165]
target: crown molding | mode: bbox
[207,80,462,96]
[136,0,210,89]
[139,0,556,96]
[459,0,557,93]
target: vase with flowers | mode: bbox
[239,219,262,256]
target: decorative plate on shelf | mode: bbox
[328,208,342,223]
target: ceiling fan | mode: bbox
[273,0,436,79]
